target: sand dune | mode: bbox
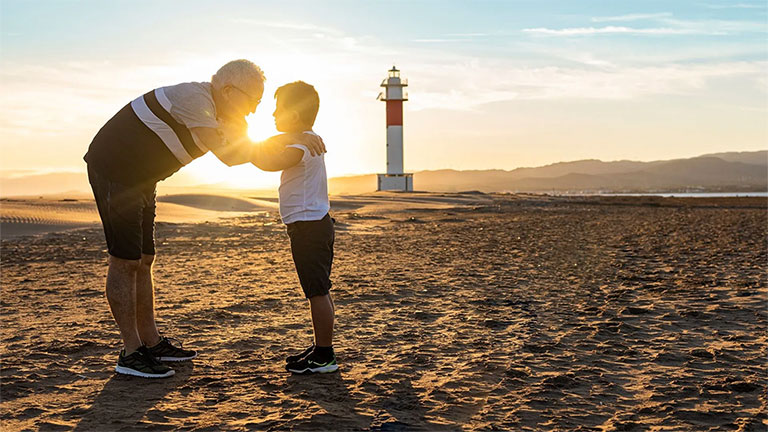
[157,194,278,212]
[0,194,275,239]
[0,193,491,239]
[1,194,766,430]
[1,199,100,239]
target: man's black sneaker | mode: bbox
[286,351,338,374]
[115,346,175,379]
[285,344,315,363]
[147,337,198,362]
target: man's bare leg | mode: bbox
[136,253,161,347]
[308,293,334,347]
[106,256,142,353]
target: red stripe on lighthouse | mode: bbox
[386,100,402,126]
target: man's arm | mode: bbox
[191,126,252,167]
[193,121,327,168]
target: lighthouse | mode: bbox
[377,66,413,191]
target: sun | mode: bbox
[246,101,277,143]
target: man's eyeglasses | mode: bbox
[230,85,262,105]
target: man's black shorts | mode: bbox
[88,165,157,260]
[286,214,335,299]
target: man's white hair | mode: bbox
[211,59,265,90]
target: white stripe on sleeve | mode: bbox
[156,87,208,153]
[130,96,193,165]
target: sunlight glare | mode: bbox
[180,53,384,190]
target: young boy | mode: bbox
[250,81,337,374]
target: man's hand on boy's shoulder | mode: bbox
[265,132,326,157]
[291,132,326,157]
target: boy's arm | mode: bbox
[251,140,305,172]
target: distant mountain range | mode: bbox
[0,172,90,198]
[1,151,765,197]
[329,151,767,194]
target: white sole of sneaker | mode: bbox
[115,365,175,378]
[157,353,198,362]
[288,364,339,374]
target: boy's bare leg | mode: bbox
[136,253,161,347]
[308,293,334,347]
[106,256,143,354]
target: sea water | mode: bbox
[593,192,768,198]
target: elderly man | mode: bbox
[84,59,324,378]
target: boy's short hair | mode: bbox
[275,81,320,127]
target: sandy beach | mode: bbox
[1,192,766,431]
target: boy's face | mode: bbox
[273,97,302,133]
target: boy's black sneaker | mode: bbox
[285,344,315,363]
[115,346,175,378]
[286,350,338,374]
[147,336,198,362]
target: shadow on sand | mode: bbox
[280,371,442,431]
[73,362,195,431]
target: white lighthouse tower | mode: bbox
[377,66,413,191]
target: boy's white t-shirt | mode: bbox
[279,131,330,224]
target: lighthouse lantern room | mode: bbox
[377,66,413,191]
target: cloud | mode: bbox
[405,58,767,111]
[230,19,344,37]
[591,13,673,22]
[756,75,768,93]
[412,39,464,43]
[444,33,489,37]
[516,39,767,66]
[525,17,766,37]
[0,57,228,137]
[560,53,617,68]
[522,26,706,36]
[229,18,381,56]
[413,32,490,43]
[703,3,766,9]
[658,17,767,34]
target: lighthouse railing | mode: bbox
[380,78,408,87]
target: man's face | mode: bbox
[223,81,264,118]
[272,97,300,132]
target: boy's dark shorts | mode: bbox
[286,213,335,299]
[88,165,157,260]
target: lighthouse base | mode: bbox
[377,173,413,192]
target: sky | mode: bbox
[1,0,766,189]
